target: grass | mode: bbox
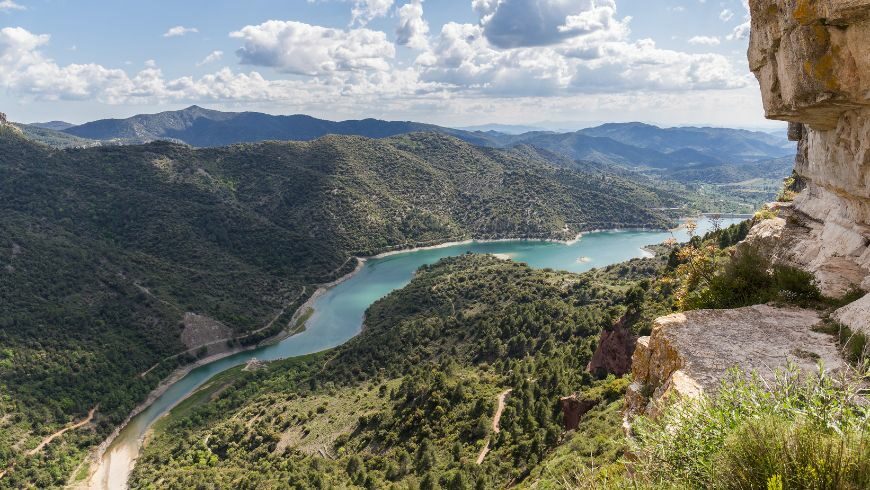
[629,366,870,490]
[681,246,822,311]
[519,399,627,490]
[71,460,90,483]
[267,378,399,457]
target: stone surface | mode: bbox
[833,292,870,335]
[625,305,845,419]
[742,216,787,257]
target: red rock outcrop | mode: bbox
[559,395,598,431]
[586,314,637,378]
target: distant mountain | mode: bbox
[30,120,76,131]
[456,123,544,134]
[576,122,793,163]
[657,156,795,184]
[495,131,723,169]
[63,105,494,147]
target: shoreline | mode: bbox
[368,224,675,259]
[80,221,687,487]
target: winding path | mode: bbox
[476,389,512,465]
[0,406,98,482]
[28,406,98,456]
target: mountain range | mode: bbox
[26,106,792,173]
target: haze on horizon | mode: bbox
[0,0,775,129]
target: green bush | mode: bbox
[631,367,870,490]
[683,248,820,310]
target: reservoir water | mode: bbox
[88,218,740,488]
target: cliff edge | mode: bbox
[626,0,870,421]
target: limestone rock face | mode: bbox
[622,0,867,430]
[749,0,870,129]
[749,0,870,297]
[625,305,845,419]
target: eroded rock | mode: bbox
[749,0,870,129]
[587,314,637,378]
[559,395,597,431]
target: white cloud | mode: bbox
[719,9,733,21]
[396,0,429,50]
[414,2,745,96]
[196,50,224,66]
[727,0,750,40]
[0,0,24,11]
[475,0,628,49]
[0,5,751,123]
[230,20,395,75]
[163,26,198,38]
[351,0,394,26]
[0,25,436,107]
[688,35,720,45]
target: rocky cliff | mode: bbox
[747,0,870,299]
[626,0,870,421]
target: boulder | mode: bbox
[833,292,870,335]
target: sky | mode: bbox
[0,0,775,129]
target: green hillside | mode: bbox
[0,127,681,487]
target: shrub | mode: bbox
[630,366,870,490]
[681,247,821,310]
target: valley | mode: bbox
[85,219,737,489]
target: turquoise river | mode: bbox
[87,217,741,489]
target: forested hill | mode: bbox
[0,126,680,487]
[130,254,662,489]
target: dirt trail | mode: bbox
[1,407,99,482]
[476,389,512,465]
[27,406,98,456]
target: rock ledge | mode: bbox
[625,305,846,420]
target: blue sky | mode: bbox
[0,0,772,128]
